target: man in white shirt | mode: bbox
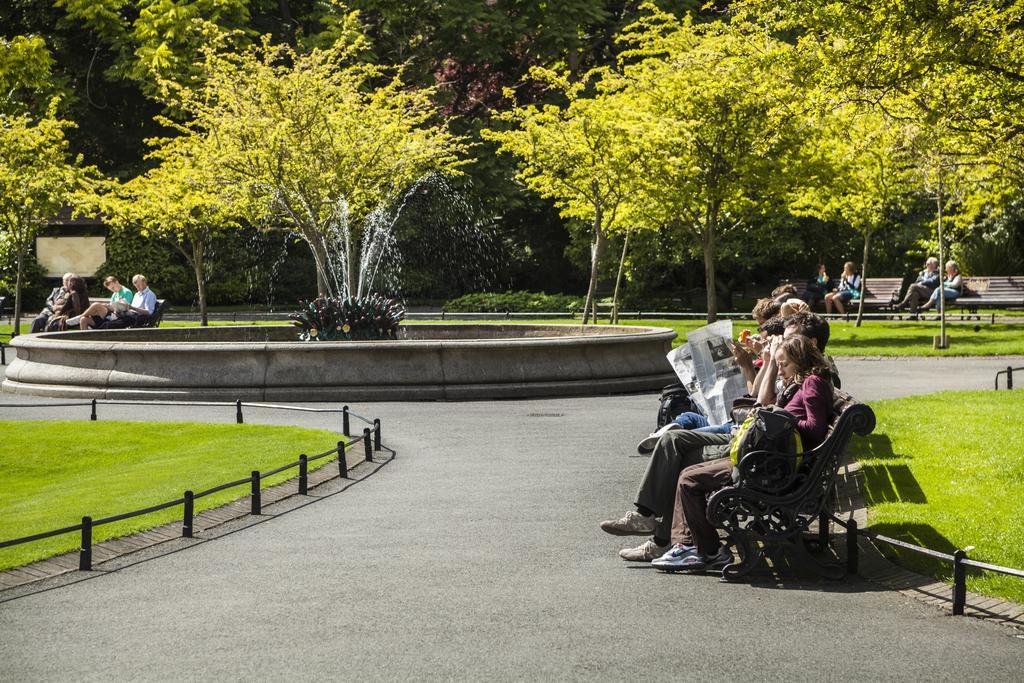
[125,273,158,323]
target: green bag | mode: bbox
[729,407,803,468]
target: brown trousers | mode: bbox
[897,283,933,312]
[671,457,734,553]
[634,429,731,543]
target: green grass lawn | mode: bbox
[849,390,1024,603]
[4,317,1022,356]
[0,421,349,570]
[411,318,1024,357]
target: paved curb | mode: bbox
[834,461,1024,632]
[0,445,390,593]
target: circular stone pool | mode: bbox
[2,324,677,401]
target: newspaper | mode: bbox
[665,320,747,425]
[665,342,712,418]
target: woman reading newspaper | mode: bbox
[601,332,833,565]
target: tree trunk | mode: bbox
[701,214,718,323]
[581,202,604,326]
[611,230,631,324]
[13,244,24,337]
[309,235,333,298]
[192,240,209,327]
[854,230,871,328]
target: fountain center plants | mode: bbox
[289,294,406,341]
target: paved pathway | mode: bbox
[0,355,1022,680]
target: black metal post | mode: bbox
[79,516,93,571]
[183,490,194,538]
[299,454,308,495]
[236,400,244,424]
[846,516,859,574]
[373,418,381,451]
[90,398,97,421]
[250,470,261,515]
[338,440,349,479]
[817,512,829,549]
[1,343,6,365]
[363,427,372,462]
[342,405,350,436]
[952,549,967,615]
[1008,366,1014,390]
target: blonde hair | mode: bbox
[780,298,810,318]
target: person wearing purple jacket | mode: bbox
[652,334,834,572]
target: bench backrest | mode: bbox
[961,276,1024,299]
[141,299,169,328]
[859,277,904,302]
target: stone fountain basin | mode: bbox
[2,324,677,401]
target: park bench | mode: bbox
[856,277,904,311]
[956,276,1024,313]
[780,276,903,312]
[706,392,876,581]
[96,299,169,329]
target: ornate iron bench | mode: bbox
[706,392,876,581]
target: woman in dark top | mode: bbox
[45,276,89,331]
[653,334,834,572]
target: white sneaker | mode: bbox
[637,422,683,454]
[619,539,671,562]
[600,510,656,536]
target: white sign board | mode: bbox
[36,235,107,278]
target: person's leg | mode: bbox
[673,411,709,430]
[695,421,732,434]
[30,313,49,334]
[634,430,731,544]
[936,288,958,313]
[834,292,847,314]
[673,458,735,552]
[823,293,834,313]
[920,288,938,311]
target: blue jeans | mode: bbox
[673,411,733,434]
[928,287,959,311]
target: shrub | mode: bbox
[443,291,583,312]
[289,295,406,341]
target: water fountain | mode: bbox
[3,180,677,400]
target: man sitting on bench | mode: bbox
[101,274,157,328]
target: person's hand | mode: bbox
[729,340,754,368]
[763,335,781,364]
[750,334,767,355]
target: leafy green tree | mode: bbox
[0,34,58,115]
[100,133,242,325]
[167,34,467,298]
[791,107,913,326]
[0,103,98,334]
[483,68,650,324]
[741,0,1024,212]
[621,8,806,321]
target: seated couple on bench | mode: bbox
[70,274,158,330]
[600,312,837,573]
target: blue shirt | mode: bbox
[132,287,157,315]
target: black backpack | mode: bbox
[656,383,700,429]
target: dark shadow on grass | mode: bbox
[861,462,928,505]
[867,522,959,582]
[850,433,899,460]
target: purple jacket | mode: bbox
[779,374,833,449]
